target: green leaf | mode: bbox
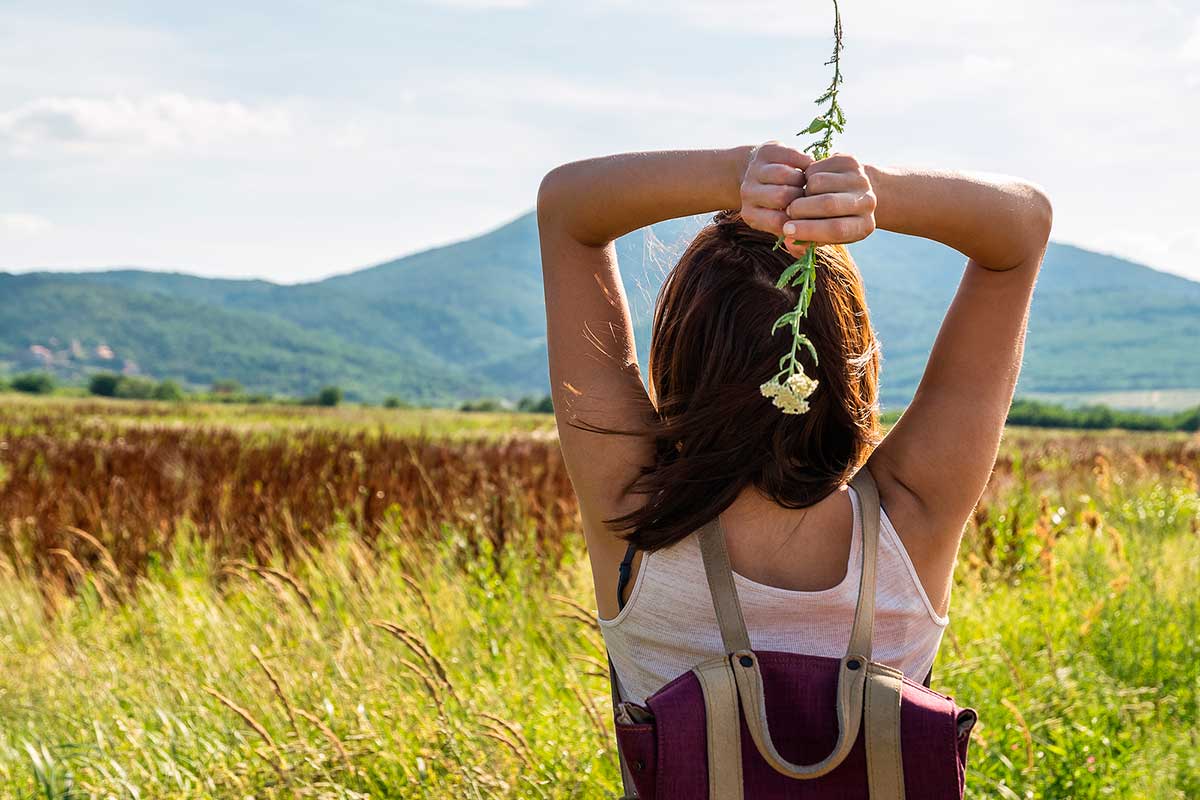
[771,311,799,335]
[796,334,820,365]
[801,271,815,311]
[777,246,816,289]
[793,268,812,295]
[799,117,829,135]
[804,141,830,159]
[775,257,807,289]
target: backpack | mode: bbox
[605,467,977,799]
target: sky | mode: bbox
[1,0,1197,283]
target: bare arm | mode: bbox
[537,146,760,615]
[858,166,1053,613]
[538,144,1048,618]
[743,152,1052,613]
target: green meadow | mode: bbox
[0,398,1196,798]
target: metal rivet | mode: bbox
[739,655,754,667]
[847,659,861,671]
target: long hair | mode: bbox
[588,209,881,551]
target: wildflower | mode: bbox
[763,0,842,417]
[760,369,819,415]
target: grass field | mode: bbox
[1,397,1197,798]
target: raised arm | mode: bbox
[537,146,763,613]
[854,166,1053,613]
[537,145,1048,618]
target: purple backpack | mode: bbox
[606,468,976,799]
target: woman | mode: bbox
[536,143,1050,719]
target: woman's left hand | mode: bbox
[781,153,876,257]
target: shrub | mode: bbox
[90,373,186,402]
[115,377,158,400]
[460,398,511,413]
[517,395,554,414]
[383,396,408,409]
[88,372,123,398]
[211,379,243,396]
[1174,406,1200,432]
[11,373,55,395]
[1006,398,1200,432]
[315,386,343,407]
[153,380,185,402]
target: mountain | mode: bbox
[847,233,1200,404]
[0,273,482,402]
[3,212,1198,406]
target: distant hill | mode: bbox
[3,212,1198,406]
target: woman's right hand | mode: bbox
[739,141,813,241]
[741,142,877,257]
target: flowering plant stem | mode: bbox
[760,0,845,415]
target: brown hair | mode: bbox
[590,210,881,551]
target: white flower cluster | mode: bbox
[760,369,819,416]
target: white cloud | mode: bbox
[0,94,292,157]
[594,0,1043,43]
[1182,17,1200,60]
[0,212,53,237]
[960,54,1014,81]
[424,0,532,7]
[434,73,778,119]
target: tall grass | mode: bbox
[0,399,570,591]
[0,398,1196,798]
[0,518,611,798]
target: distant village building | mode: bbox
[28,345,54,365]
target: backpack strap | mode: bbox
[865,661,907,798]
[694,655,744,798]
[697,517,752,653]
[609,541,640,798]
[607,656,639,799]
[845,467,881,659]
[695,466,906,797]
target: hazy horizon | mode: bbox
[4,207,1200,289]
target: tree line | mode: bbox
[2,371,1196,430]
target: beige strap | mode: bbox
[865,662,907,800]
[697,516,752,654]
[694,466,885,781]
[693,657,745,800]
[847,468,882,660]
[607,655,639,799]
[730,649,867,779]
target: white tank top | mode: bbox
[599,485,949,706]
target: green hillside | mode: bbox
[848,233,1200,403]
[0,274,488,403]
[3,212,1198,405]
